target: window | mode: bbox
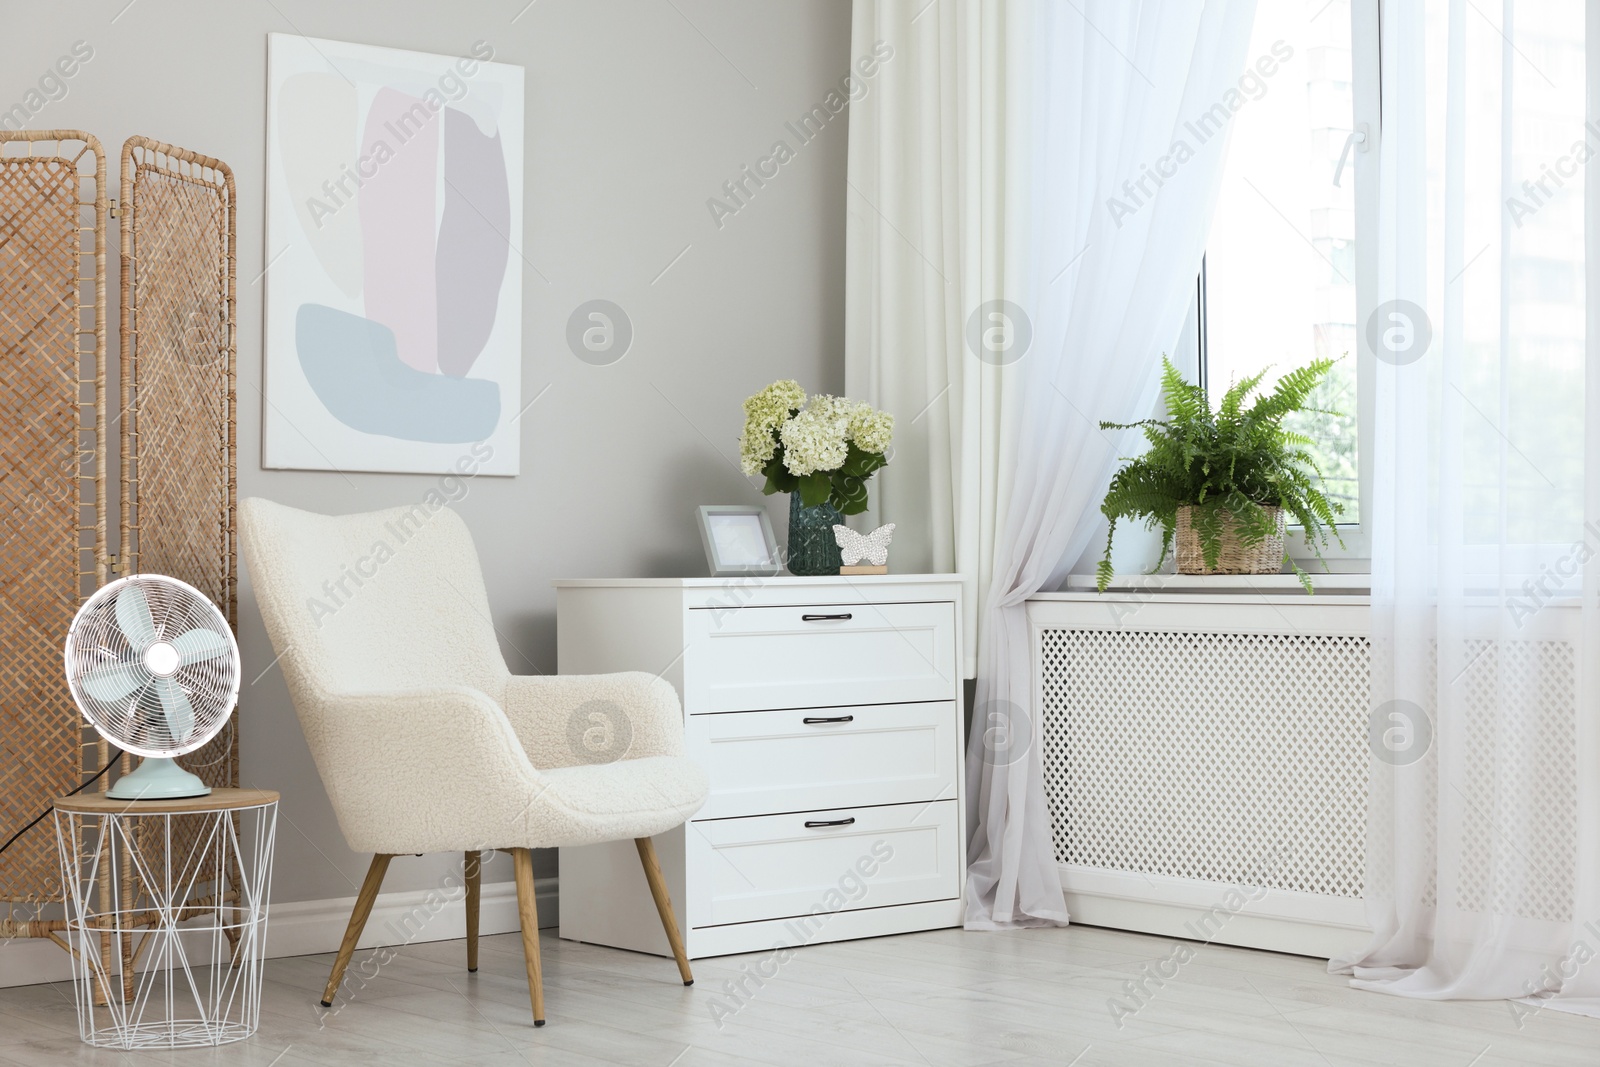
[1198,0,1374,556]
[1176,1,1586,568]
[1197,0,1588,562]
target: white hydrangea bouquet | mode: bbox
[739,380,893,515]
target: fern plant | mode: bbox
[1096,355,1345,592]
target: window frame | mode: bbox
[1194,0,1381,572]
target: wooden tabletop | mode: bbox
[54,787,279,816]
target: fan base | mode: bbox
[107,757,212,800]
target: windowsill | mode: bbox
[1059,572,1371,595]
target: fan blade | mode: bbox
[116,583,158,647]
[172,627,231,666]
[81,661,146,702]
[153,678,195,744]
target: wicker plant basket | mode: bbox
[1174,505,1286,575]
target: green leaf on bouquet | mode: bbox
[831,470,870,514]
[839,445,887,480]
[761,450,798,496]
[798,472,833,508]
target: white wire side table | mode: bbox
[53,787,278,1049]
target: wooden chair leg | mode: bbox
[635,836,693,986]
[512,847,545,1026]
[464,850,481,973]
[321,854,393,1007]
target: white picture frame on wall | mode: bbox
[263,34,524,475]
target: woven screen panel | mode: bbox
[0,135,105,906]
[121,141,237,915]
[122,141,237,799]
[1040,628,1369,899]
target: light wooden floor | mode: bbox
[0,924,1594,1066]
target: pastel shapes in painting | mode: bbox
[296,303,500,443]
[436,107,511,379]
[277,72,362,298]
[360,87,440,375]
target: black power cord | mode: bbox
[0,747,122,857]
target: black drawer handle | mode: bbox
[801,612,853,622]
[804,817,857,828]
[802,715,854,725]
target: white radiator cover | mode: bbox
[1028,590,1374,958]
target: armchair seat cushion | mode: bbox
[533,756,710,848]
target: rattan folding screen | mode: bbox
[0,131,237,961]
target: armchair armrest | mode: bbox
[305,685,542,855]
[500,672,685,769]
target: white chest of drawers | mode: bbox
[555,575,966,959]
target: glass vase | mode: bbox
[786,492,843,576]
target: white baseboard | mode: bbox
[0,877,557,990]
[1059,864,1368,960]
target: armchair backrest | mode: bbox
[239,497,510,702]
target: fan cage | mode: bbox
[65,575,239,760]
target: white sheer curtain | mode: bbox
[1334,0,1600,1018]
[844,0,1027,679]
[846,0,1260,927]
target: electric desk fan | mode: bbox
[63,574,240,799]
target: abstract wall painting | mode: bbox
[264,34,523,475]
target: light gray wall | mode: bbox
[8,0,850,905]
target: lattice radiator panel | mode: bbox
[1040,628,1369,899]
[1425,637,1576,925]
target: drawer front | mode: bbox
[688,702,959,819]
[686,800,960,929]
[684,601,957,712]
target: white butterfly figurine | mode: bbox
[833,523,895,566]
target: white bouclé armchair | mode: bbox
[238,497,708,1026]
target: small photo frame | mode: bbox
[697,505,782,577]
